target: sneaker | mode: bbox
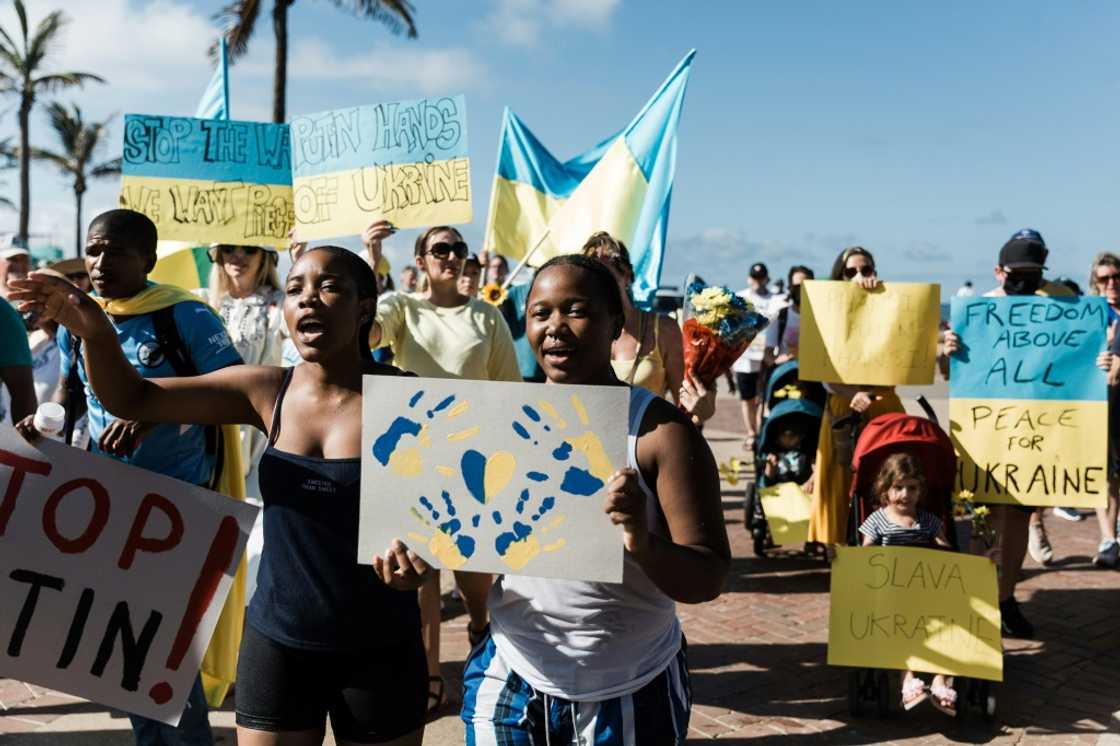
[999,598,1035,639]
[1028,522,1054,565]
[1094,539,1119,569]
[1052,507,1083,522]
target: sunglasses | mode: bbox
[211,245,261,262]
[1096,273,1120,285]
[427,241,469,260]
[842,265,875,279]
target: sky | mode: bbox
[1,0,1118,297]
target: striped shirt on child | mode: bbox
[858,508,943,546]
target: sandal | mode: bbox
[427,675,445,716]
[901,675,928,710]
[930,678,957,717]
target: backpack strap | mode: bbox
[64,335,87,447]
[776,305,790,353]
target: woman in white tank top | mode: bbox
[463,255,730,746]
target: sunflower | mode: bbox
[481,282,508,306]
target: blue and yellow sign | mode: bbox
[950,297,1108,507]
[119,114,293,248]
[289,95,471,239]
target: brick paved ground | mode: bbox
[2,390,1118,744]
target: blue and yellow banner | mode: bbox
[483,51,694,306]
[950,297,1108,507]
[119,114,293,248]
[289,95,471,239]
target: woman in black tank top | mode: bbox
[14,243,431,745]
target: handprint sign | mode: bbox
[359,378,629,582]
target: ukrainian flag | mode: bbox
[483,50,695,306]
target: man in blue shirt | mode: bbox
[57,209,242,745]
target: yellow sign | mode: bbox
[951,398,1107,507]
[800,280,940,385]
[758,482,811,546]
[828,546,1003,682]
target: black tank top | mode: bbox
[246,368,420,651]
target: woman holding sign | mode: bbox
[13,246,431,745]
[807,247,905,546]
[461,254,730,744]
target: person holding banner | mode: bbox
[365,220,520,715]
[582,232,686,404]
[13,210,250,746]
[462,254,729,744]
[807,248,905,546]
[13,238,434,745]
[940,230,1099,638]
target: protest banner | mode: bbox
[119,114,293,248]
[0,426,258,724]
[800,280,940,385]
[359,377,626,582]
[290,95,472,240]
[950,297,1108,507]
[828,545,1002,681]
[758,482,811,546]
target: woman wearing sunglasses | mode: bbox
[365,220,521,716]
[806,246,905,546]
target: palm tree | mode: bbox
[31,103,120,256]
[214,0,418,123]
[0,0,103,244]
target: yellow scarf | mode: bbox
[95,283,247,708]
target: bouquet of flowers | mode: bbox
[682,281,769,386]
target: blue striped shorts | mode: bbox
[461,632,691,745]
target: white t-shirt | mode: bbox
[731,287,774,374]
[764,303,801,359]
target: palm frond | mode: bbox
[12,0,29,50]
[26,10,66,71]
[90,157,121,178]
[213,0,262,62]
[32,71,104,94]
[0,195,14,210]
[0,26,25,76]
[329,0,418,38]
[29,145,72,173]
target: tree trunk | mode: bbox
[272,0,289,124]
[74,186,83,258]
[17,94,31,244]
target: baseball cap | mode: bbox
[1009,228,1045,246]
[999,237,1047,270]
[0,233,29,260]
[749,262,769,279]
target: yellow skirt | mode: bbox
[807,389,904,544]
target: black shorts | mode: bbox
[735,371,760,401]
[235,623,428,743]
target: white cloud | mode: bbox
[287,37,486,94]
[15,0,216,93]
[482,0,622,47]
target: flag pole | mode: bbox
[502,228,551,289]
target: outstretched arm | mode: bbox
[10,273,278,432]
[612,398,730,604]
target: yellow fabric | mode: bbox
[807,388,904,544]
[611,312,667,396]
[483,177,566,262]
[95,283,248,708]
[375,293,522,382]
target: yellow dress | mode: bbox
[807,387,904,544]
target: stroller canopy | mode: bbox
[764,360,827,411]
[849,413,957,500]
[759,398,823,456]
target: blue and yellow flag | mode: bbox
[483,50,694,305]
[195,38,230,121]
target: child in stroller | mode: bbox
[859,452,956,715]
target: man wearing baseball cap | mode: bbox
[941,229,1078,639]
[731,262,775,452]
[0,235,30,300]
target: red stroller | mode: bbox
[844,412,997,721]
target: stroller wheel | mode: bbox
[875,670,891,719]
[847,670,861,716]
